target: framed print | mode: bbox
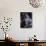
[20,12,32,28]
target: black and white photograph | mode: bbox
[20,12,32,28]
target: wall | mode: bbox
[0,0,46,40]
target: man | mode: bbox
[24,14,32,28]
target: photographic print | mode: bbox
[20,12,32,28]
